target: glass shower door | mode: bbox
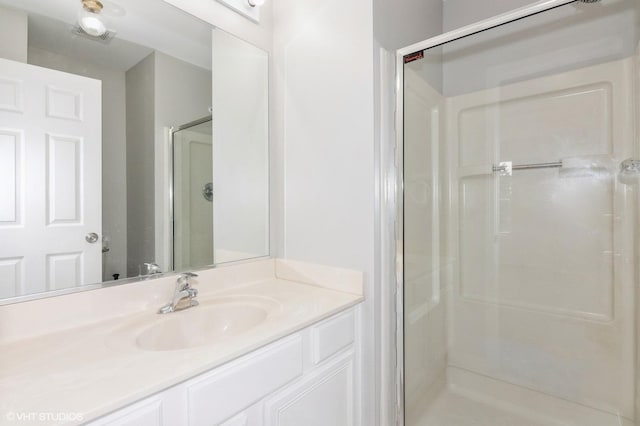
[172,117,214,271]
[402,1,640,425]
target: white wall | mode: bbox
[212,29,269,262]
[374,0,443,51]
[0,5,27,63]
[162,0,273,56]
[443,0,532,32]
[372,1,445,424]
[28,46,128,283]
[273,0,375,424]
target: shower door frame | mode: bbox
[169,115,213,273]
[393,1,586,424]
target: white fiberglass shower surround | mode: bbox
[396,0,640,425]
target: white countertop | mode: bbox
[0,260,363,425]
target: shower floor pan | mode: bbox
[408,367,633,426]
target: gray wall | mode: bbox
[126,51,211,277]
[0,6,27,62]
[153,51,212,270]
[126,53,156,277]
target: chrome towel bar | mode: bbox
[493,161,562,174]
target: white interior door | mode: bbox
[0,58,101,298]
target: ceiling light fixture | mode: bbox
[79,0,107,37]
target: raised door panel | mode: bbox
[46,85,83,121]
[310,309,354,365]
[0,129,22,224]
[0,77,22,112]
[0,257,24,299]
[264,352,355,426]
[46,252,82,290]
[46,134,82,224]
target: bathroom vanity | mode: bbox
[0,259,364,425]
[91,309,358,426]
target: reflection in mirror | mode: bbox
[0,0,269,303]
[172,117,214,271]
[212,30,269,264]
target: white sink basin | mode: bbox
[134,296,280,351]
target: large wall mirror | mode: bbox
[0,0,269,303]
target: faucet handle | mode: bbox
[181,272,198,278]
[177,272,198,289]
[143,262,161,275]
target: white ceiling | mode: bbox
[0,0,212,71]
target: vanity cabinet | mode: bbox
[85,386,186,426]
[88,308,358,426]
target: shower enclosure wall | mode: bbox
[398,0,640,424]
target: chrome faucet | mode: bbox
[158,272,199,314]
[143,262,161,276]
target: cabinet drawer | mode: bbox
[187,335,303,426]
[311,309,355,364]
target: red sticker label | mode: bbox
[404,51,424,64]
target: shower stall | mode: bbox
[397,0,640,424]
[171,116,214,272]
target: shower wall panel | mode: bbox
[403,66,449,421]
[446,58,635,418]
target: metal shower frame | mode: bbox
[393,1,592,424]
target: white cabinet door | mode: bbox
[263,351,355,426]
[87,386,185,426]
[0,58,102,297]
[187,336,303,426]
[88,401,163,426]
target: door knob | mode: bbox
[85,232,99,243]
